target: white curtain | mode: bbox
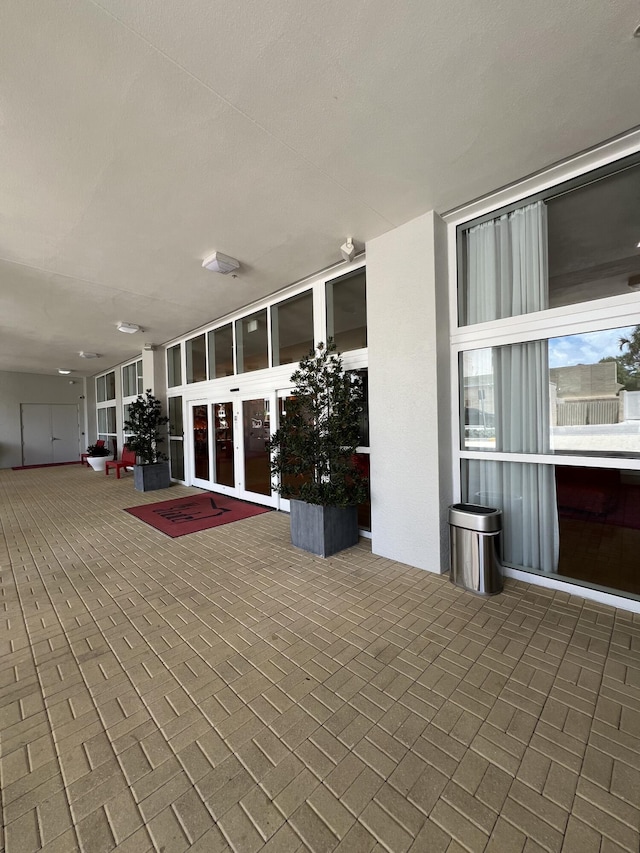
[465,202,559,573]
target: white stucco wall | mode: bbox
[0,371,87,468]
[366,211,452,573]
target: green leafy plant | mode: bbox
[123,390,169,465]
[270,341,368,507]
[86,443,110,457]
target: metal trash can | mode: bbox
[448,503,503,596]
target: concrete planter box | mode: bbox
[290,500,359,557]
[134,462,171,492]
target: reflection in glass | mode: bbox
[192,404,209,480]
[556,465,640,598]
[168,397,183,436]
[277,396,310,495]
[243,399,271,495]
[208,324,234,378]
[272,291,314,366]
[167,345,182,387]
[354,452,371,531]
[462,325,640,457]
[214,402,235,487]
[186,334,207,384]
[169,441,184,480]
[348,369,369,446]
[326,269,367,351]
[236,310,268,373]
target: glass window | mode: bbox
[168,397,184,481]
[347,368,369,447]
[462,458,640,599]
[97,406,116,434]
[106,372,115,400]
[326,269,367,352]
[208,324,234,378]
[96,371,116,403]
[459,158,640,325]
[186,334,207,384]
[461,324,639,457]
[168,397,183,437]
[271,290,314,366]
[235,309,268,373]
[354,452,371,532]
[169,441,184,481]
[167,344,182,387]
[122,360,142,397]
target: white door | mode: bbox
[21,404,80,466]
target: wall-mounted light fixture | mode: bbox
[117,322,141,334]
[628,274,640,291]
[340,237,356,263]
[202,251,240,274]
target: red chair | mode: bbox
[80,439,104,466]
[105,445,136,478]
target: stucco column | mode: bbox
[366,211,452,573]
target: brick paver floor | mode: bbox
[0,466,639,852]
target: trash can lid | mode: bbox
[448,503,502,532]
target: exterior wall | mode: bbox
[0,371,86,468]
[367,211,451,573]
[142,348,166,399]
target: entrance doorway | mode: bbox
[21,404,80,466]
[189,396,276,506]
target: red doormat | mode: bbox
[124,492,271,537]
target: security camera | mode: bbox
[340,237,356,263]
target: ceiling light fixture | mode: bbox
[78,351,100,359]
[202,251,240,275]
[340,236,356,263]
[57,369,71,375]
[117,322,141,334]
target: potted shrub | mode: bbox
[85,443,113,473]
[270,341,368,557]
[123,390,171,492]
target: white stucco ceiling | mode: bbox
[1,0,639,376]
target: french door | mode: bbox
[21,404,80,466]
[190,395,277,506]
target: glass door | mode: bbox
[237,397,274,503]
[190,396,277,507]
[213,401,235,491]
[191,403,211,488]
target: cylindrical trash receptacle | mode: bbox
[448,503,503,595]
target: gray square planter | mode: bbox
[290,500,359,557]
[134,462,171,492]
